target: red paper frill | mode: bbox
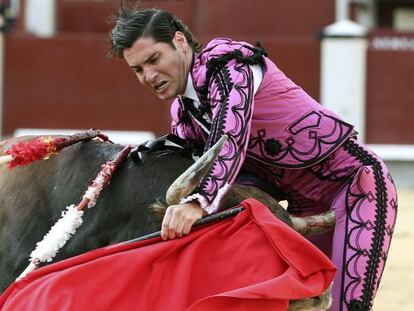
[5,137,66,169]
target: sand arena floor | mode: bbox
[374,188,414,310]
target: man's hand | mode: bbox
[161,201,204,240]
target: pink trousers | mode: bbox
[327,140,397,310]
[238,138,398,310]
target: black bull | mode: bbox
[0,139,292,292]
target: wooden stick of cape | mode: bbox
[124,206,245,244]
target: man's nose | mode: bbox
[144,68,157,84]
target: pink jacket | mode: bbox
[171,38,354,213]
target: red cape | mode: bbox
[0,199,336,311]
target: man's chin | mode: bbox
[156,91,176,101]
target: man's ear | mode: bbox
[173,31,188,51]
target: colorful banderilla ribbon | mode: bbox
[16,145,132,281]
[1,129,109,169]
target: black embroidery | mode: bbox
[247,111,354,169]
[338,139,395,310]
[308,152,358,182]
[215,65,233,99]
[264,139,282,156]
[196,61,254,203]
[196,42,267,103]
[349,299,369,311]
[288,111,321,134]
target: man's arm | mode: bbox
[180,61,256,214]
[162,61,257,239]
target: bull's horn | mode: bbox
[166,135,228,205]
[290,210,336,236]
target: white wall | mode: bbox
[24,0,56,37]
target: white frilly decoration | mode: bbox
[180,182,230,215]
[16,205,84,280]
[30,204,84,263]
[180,193,210,211]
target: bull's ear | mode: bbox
[166,135,228,205]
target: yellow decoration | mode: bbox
[41,136,58,159]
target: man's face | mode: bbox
[123,32,190,101]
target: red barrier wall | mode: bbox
[57,0,198,34]
[366,32,414,144]
[3,0,329,137]
[4,33,320,136]
[56,0,334,37]
[4,34,171,136]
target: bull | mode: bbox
[0,135,334,310]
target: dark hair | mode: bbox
[109,7,202,58]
